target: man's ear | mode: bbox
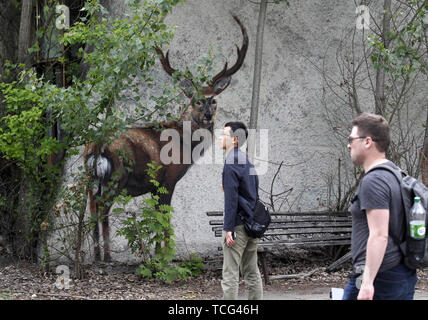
[364,137,376,151]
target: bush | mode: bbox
[116,161,204,283]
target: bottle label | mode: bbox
[410,220,426,239]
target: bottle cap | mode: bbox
[414,197,421,203]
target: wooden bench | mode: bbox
[207,210,352,284]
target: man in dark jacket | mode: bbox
[218,121,263,300]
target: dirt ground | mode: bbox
[1,250,428,300]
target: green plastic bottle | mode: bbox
[409,197,426,262]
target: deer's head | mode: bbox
[155,15,248,128]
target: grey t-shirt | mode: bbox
[350,161,404,272]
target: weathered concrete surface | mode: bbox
[55,0,426,263]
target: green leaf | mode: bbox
[112,207,125,214]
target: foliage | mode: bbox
[114,161,204,282]
[49,170,93,274]
[0,67,65,259]
[180,253,205,277]
[1,0,217,182]
[368,0,427,79]
[58,0,186,147]
[1,0,191,170]
[0,69,65,173]
[0,0,209,262]
[116,161,204,283]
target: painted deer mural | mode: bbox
[84,15,248,262]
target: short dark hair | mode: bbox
[224,121,248,148]
[352,112,390,153]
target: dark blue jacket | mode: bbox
[222,148,259,232]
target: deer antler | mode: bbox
[154,47,177,76]
[155,46,197,97]
[155,15,248,97]
[210,15,248,86]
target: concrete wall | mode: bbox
[159,0,357,258]
[56,0,426,263]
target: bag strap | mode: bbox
[367,163,407,183]
[237,174,260,222]
[255,174,260,201]
[367,163,408,254]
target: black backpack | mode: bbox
[369,164,428,269]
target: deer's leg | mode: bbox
[88,189,101,262]
[100,205,112,262]
[94,210,102,262]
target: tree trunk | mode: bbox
[0,0,20,114]
[248,0,268,161]
[18,0,34,66]
[0,0,23,260]
[420,109,428,186]
[374,0,391,115]
[0,0,20,68]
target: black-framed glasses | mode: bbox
[348,136,367,144]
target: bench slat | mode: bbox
[214,229,351,237]
[264,227,352,235]
[210,221,352,229]
[261,233,351,243]
[212,225,351,233]
[207,211,350,217]
[210,217,351,225]
[273,213,350,217]
[269,221,351,228]
[260,239,351,247]
[272,217,351,223]
[206,211,224,216]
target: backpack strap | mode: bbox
[367,163,407,183]
[367,164,408,255]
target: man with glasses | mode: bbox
[218,121,263,300]
[343,112,417,300]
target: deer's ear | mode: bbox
[212,77,231,95]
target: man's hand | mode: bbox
[225,231,235,247]
[358,282,374,300]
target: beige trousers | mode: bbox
[221,224,263,300]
